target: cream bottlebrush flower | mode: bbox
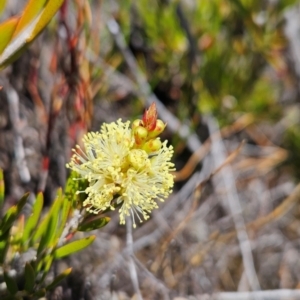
[66,117,175,227]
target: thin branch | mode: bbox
[126,217,143,300]
[198,289,300,300]
[206,115,261,291]
[133,257,170,300]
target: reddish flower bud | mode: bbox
[147,119,166,138]
[142,102,158,131]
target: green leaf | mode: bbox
[0,43,31,70]
[0,192,29,234]
[23,192,44,246]
[37,208,58,255]
[0,0,64,69]
[0,0,6,15]
[0,206,17,235]
[33,190,62,245]
[37,189,67,256]
[78,216,110,232]
[32,212,49,244]
[28,0,64,43]
[55,188,72,239]
[47,194,61,237]
[54,235,96,259]
[36,253,53,275]
[0,229,10,264]
[0,168,5,209]
[56,197,71,238]
[0,16,18,55]
[24,262,35,292]
[16,192,30,213]
[12,0,48,38]
[4,271,18,295]
[43,253,54,273]
[45,268,72,291]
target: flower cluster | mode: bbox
[66,104,175,227]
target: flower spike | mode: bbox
[66,107,175,228]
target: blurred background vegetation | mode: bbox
[2,0,300,299]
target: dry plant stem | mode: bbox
[193,140,246,191]
[151,186,201,273]
[174,139,211,181]
[106,17,202,152]
[238,270,250,292]
[191,181,300,259]
[126,216,143,300]
[207,115,261,291]
[133,257,170,300]
[198,289,300,300]
[6,85,31,183]
[175,113,253,182]
[212,180,300,245]
[166,142,245,269]
[246,181,300,231]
